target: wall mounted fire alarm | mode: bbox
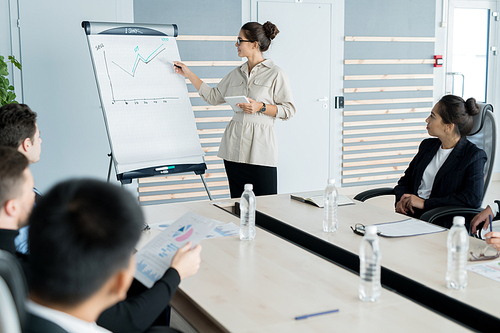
[434,55,443,67]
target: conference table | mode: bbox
[141,199,470,332]
[239,190,500,332]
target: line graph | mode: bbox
[112,44,166,77]
[102,45,180,104]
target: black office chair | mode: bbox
[0,250,29,333]
[354,103,496,226]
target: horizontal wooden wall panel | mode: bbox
[343,107,430,116]
[343,157,413,168]
[177,35,236,41]
[345,97,434,106]
[344,74,434,80]
[203,147,219,153]
[343,149,418,160]
[204,155,222,161]
[344,86,433,93]
[343,118,426,127]
[344,36,436,42]
[342,165,408,176]
[344,59,435,65]
[138,172,228,184]
[196,116,232,123]
[198,128,225,135]
[139,189,230,202]
[138,180,229,193]
[343,125,425,135]
[343,133,428,143]
[200,137,222,144]
[343,141,420,152]
[342,173,403,184]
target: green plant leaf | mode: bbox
[8,56,22,70]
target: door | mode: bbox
[252,0,344,193]
[446,1,499,105]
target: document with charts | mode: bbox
[134,212,216,288]
[373,218,446,237]
[467,260,500,283]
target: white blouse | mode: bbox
[417,146,454,199]
[198,59,295,167]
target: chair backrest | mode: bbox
[0,276,21,333]
[467,103,496,202]
[0,250,28,332]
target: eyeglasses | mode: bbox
[237,37,252,46]
[469,245,499,261]
[350,223,381,236]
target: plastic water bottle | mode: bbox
[323,178,338,232]
[239,184,256,241]
[359,225,381,302]
[446,216,469,289]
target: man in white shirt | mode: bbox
[0,103,42,253]
[24,179,144,333]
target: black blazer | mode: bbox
[394,137,487,215]
[24,313,68,333]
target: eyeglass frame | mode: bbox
[237,37,254,46]
[350,223,381,236]
[469,244,499,261]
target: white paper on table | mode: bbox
[373,218,447,237]
[149,220,240,239]
[134,212,217,288]
[205,222,240,239]
[467,260,500,282]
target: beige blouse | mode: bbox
[198,59,295,167]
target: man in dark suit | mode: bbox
[0,147,35,258]
[0,103,42,253]
[0,103,202,332]
[24,179,146,333]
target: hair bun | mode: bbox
[263,21,279,40]
[465,97,480,117]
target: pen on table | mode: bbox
[295,309,339,320]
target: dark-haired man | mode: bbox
[25,179,143,332]
[0,103,41,253]
[0,103,202,332]
[0,146,35,257]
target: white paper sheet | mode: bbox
[373,218,447,237]
[467,260,500,282]
[134,212,216,288]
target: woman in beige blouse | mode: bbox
[174,21,296,198]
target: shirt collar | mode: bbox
[240,58,275,74]
[26,300,111,333]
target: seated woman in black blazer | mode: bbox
[394,95,487,225]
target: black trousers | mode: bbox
[224,160,277,198]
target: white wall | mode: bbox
[5,0,133,192]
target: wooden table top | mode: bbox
[140,200,469,332]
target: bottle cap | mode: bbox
[327,178,335,184]
[452,216,465,226]
[365,225,377,235]
[244,184,253,191]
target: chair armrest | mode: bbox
[353,188,395,202]
[420,206,483,224]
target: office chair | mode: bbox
[0,250,28,333]
[354,103,496,226]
